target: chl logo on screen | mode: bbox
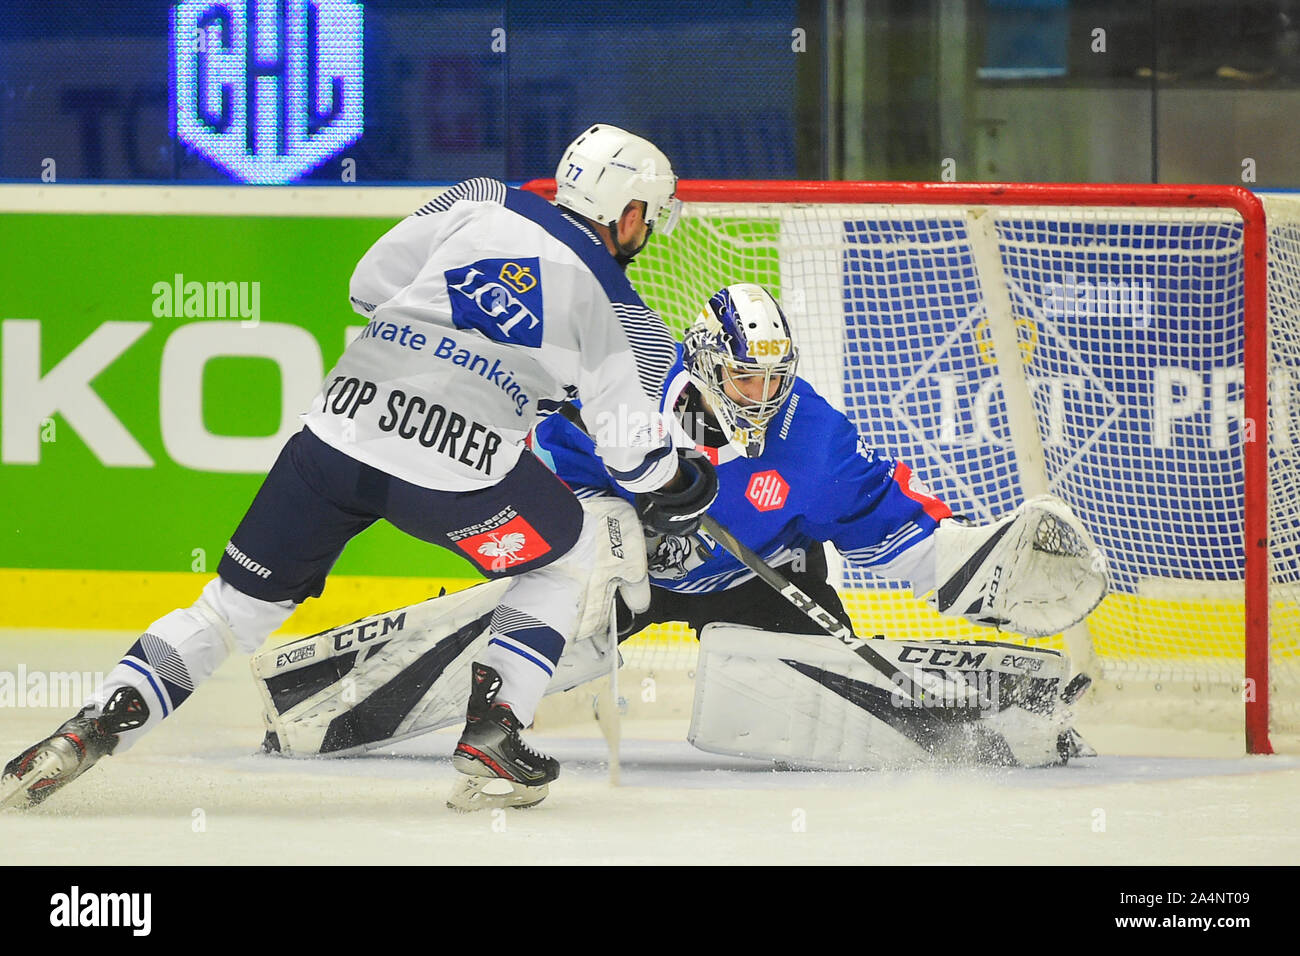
[170,0,364,184]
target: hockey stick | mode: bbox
[552,403,626,783]
[697,515,925,703]
[553,402,925,703]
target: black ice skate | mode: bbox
[0,686,148,810]
[447,663,558,811]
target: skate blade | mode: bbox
[1064,727,1098,758]
[445,774,549,812]
[0,748,72,810]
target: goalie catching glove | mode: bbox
[929,494,1108,637]
[635,448,718,536]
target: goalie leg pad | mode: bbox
[548,496,649,693]
[688,625,1077,769]
[251,498,649,755]
[252,580,508,756]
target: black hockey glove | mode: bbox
[635,449,719,537]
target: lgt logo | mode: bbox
[445,257,545,348]
[171,0,365,183]
[745,469,788,511]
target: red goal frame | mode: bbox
[522,178,1273,754]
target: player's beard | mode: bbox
[612,223,654,269]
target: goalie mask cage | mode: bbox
[523,179,1299,754]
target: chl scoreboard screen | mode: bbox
[0,0,801,186]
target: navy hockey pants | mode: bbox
[217,427,583,604]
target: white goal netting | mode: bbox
[613,184,1299,747]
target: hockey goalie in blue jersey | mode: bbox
[237,282,1107,771]
[532,282,954,639]
[528,283,1109,767]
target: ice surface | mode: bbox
[2,630,1297,865]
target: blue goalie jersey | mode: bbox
[530,345,953,595]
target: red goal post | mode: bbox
[522,178,1289,754]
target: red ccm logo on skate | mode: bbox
[456,515,551,571]
[745,470,789,512]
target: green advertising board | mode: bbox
[0,186,773,632]
[0,188,488,629]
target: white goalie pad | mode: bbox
[929,494,1109,638]
[251,496,648,756]
[688,624,1080,770]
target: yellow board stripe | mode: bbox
[842,590,1299,662]
[0,569,479,636]
[2,569,1294,664]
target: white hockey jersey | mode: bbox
[303,178,679,493]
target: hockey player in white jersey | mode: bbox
[1,124,716,812]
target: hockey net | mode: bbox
[526,180,1300,753]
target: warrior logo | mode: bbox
[171,0,365,183]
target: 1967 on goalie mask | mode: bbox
[684,283,800,457]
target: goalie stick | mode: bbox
[554,402,928,704]
[698,514,927,704]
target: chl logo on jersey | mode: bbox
[171,0,365,184]
[445,257,545,348]
[745,470,789,512]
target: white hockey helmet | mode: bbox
[554,124,680,250]
[684,283,799,457]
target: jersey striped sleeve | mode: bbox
[412,177,508,216]
[610,301,679,403]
